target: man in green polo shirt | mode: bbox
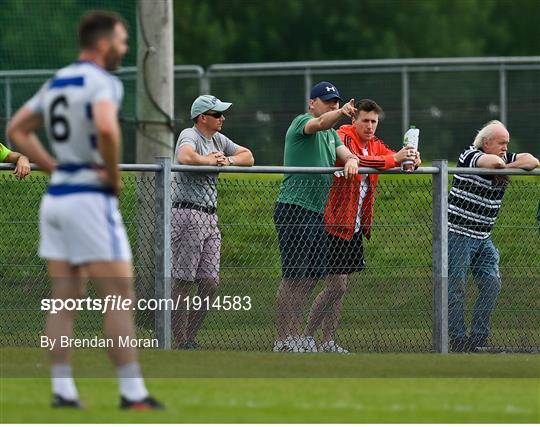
[0,142,31,179]
[273,81,360,352]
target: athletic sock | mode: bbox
[117,362,149,401]
[51,364,79,400]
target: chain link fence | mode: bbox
[0,162,539,352]
[2,58,540,165]
[206,59,540,165]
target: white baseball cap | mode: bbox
[190,95,232,119]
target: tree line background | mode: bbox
[1,0,539,163]
[1,0,539,70]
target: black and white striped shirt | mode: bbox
[448,145,517,239]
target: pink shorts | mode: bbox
[171,208,221,282]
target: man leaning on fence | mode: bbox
[171,95,254,350]
[0,142,31,179]
[447,120,538,352]
[273,81,361,353]
[305,99,420,353]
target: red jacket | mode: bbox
[324,124,399,241]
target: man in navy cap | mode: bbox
[273,81,360,352]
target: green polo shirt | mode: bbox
[277,113,342,213]
[0,143,12,162]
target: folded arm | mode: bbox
[224,146,254,166]
[506,153,539,171]
[476,153,506,169]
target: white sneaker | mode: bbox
[301,335,319,352]
[319,340,349,353]
[273,339,291,352]
[273,336,307,352]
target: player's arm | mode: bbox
[6,106,56,174]
[93,100,122,195]
[304,99,356,135]
[506,153,539,170]
[476,153,506,169]
[335,145,359,179]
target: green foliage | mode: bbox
[173,0,540,66]
[0,0,137,70]
[1,0,539,70]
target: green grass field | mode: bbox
[1,170,539,423]
[1,348,539,423]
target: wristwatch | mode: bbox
[227,156,235,165]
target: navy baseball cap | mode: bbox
[310,81,343,102]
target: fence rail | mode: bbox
[1,161,539,353]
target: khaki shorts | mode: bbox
[171,208,221,282]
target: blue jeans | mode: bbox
[448,231,502,341]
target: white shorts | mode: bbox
[39,192,132,265]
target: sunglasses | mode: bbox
[202,111,224,118]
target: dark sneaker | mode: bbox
[450,338,470,352]
[120,395,165,410]
[51,394,82,409]
[179,340,200,350]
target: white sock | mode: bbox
[51,364,79,400]
[117,362,149,401]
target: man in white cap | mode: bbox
[171,95,254,349]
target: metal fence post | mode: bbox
[5,77,12,147]
[200,71,210,95]
[401,67,410,135]
[154,157,172,349]
[499,65,507,125]
[304,68,312,113]
[432,160,448,353]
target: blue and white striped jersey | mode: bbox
[26,60,123,194]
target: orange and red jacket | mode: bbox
[324,124,399,241]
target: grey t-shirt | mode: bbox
[172,126,240,208]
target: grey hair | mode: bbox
[473,120,506,149]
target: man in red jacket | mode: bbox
[304,99,420,352]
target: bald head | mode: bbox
[473,120,510,156]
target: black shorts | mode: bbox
[326,231,365,275]
[273,202,328,279]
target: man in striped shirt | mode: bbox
[448,120,539,352]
